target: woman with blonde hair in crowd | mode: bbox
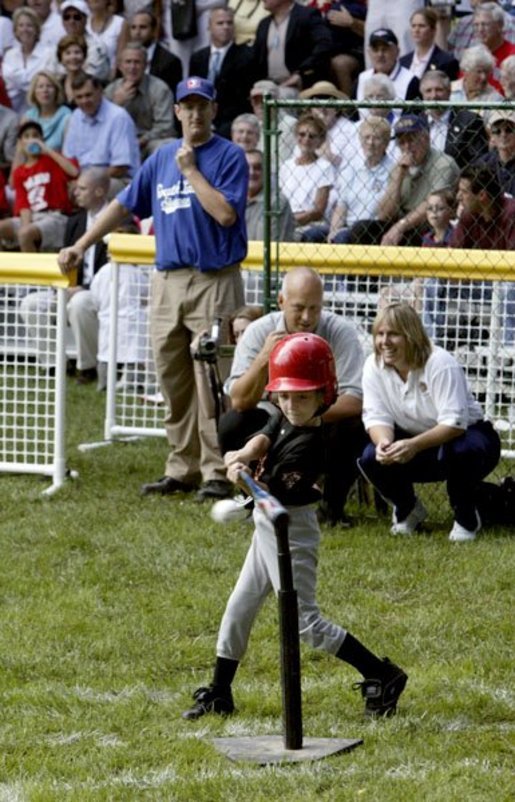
[358,303,500,542]
[1,6,54,113]
[24,70,72,151]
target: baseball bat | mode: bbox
[237,471,289,526]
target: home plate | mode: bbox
[212,735,363,764]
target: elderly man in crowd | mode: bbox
[472,1,515,93]
[218,266,367,526]
[348,114,459,246]
[450,43,503,106]
[419,69,488,169]
[355,28,420,102]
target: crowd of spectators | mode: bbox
[1,0,515,379]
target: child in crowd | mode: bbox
[421,188,457,341]
[0,120,78,252]
[182,333,407,722]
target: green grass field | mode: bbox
[0,381,513,801]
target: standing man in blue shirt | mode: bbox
[58,77,249,501]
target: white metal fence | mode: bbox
[0,257,74,494]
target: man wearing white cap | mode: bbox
[480,109,515,196]
[57,0,110,82]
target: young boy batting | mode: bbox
[182,333,407,721]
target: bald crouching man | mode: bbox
[218,266,368,525]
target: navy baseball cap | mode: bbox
[17,120,44,139]
[176,76,216,102]
[369,28,398,47]
[394,114,429,137]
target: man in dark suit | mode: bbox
[420,69,488,170]
[252,0,332,90]
[400,45,459,81]
[128,9,182,97]
[189,7,254,138]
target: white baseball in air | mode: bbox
[210,499,249,524]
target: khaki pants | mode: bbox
[150,265,244,485]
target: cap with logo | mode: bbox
[369,28,399,48]
[176,76,216,103]
[394,114,429,137]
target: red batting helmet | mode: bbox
[266,332,338,408]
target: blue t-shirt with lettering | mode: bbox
[117,135,248,271]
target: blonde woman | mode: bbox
[24,70,72,151]
[2,7,54,113]
[358,303,501,542]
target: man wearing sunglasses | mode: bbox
[481,108,515,197]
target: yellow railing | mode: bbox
[0,239,513,283]
[105,236,515,282]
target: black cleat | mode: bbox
[140,476,195,496]
[353,658,408,718]
[182,685,235,721]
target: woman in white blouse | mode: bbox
[86,0,125,78]
[358,303,501,542]
[2,7,54,113]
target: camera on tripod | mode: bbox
[193,317,222,364]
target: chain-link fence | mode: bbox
[258,96,515,464]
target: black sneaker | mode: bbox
[195,480,233,502]
[140,476,195,496]
[353,658,408,718]
[181,685,235,721]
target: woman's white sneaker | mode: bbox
[449,512,481,542]
[391,498,428,535]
